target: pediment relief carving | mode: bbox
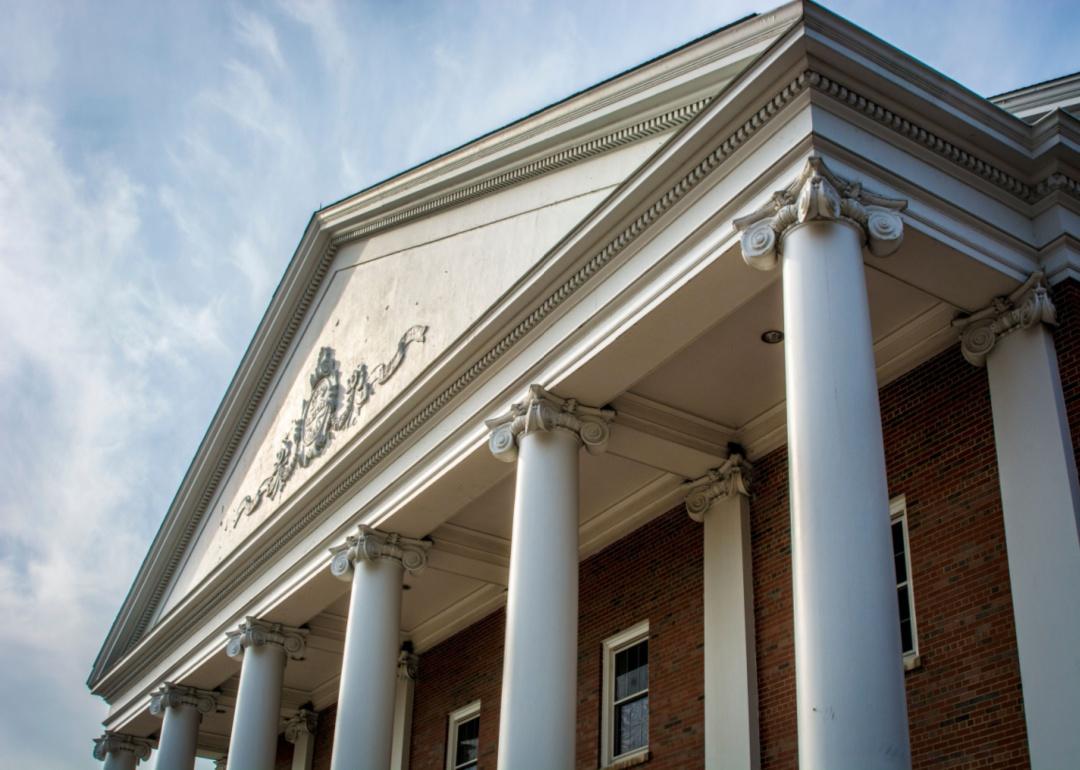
[223,324,428,531]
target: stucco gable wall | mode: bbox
[157,136,667,617]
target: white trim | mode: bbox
[890,495,920,668]
[445,699,482,770]
[601,620,650,767]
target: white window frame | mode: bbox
[445,699,481,770]
[890,495,920,670]
[601,620,650,767]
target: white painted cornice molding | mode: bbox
[92,733,153,762]
[684,452,752,522]
[328,525,431,580]
[225,617,308,661]
[733,156,907,270]
[953,271,1057,367]
[148,683,218,717]
[486,384,616,463]
[398,648,420,681]
[283,707,318,743]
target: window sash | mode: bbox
[602,621,649,766]
[890,497,918,659]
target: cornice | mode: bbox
[807,72,1080,204]
[331,98,712,247]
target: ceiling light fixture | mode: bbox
[761,329,784,344]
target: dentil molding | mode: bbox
[328,524,431,580]
[684,452,752,522]
[284,707,318,743]
[225,617,308,661]
[734,156,907,270]
[953,271,1057,367]
[148,682,218,717]
[92,733,153,762]
[486,384,616,463]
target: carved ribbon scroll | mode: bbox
[224,325,428,530]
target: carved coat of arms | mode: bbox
[225,325,428,530]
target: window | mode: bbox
[446,700,480,770]
[601,620,649,766]
[890,496,919,669]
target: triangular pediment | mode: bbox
[88,8,800,689]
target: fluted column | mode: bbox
[93,733,152,770]
[487,385,614,770]
[149,684,218,770]
[955,273,1080,768]
[736,156,911,769]
[284,708,318,770]
[391,647,419,770]
[685,451,759,770]
[328,525,429,770]
[224,618,307,770]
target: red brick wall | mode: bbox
[1053,280,1080,459]
[398,506,704,770]
[752,342,1029,769]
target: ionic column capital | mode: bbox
[398,647,420,681]
[225,617,308,661]
[214,756,228,770]
[684,452,752,522]
[953,271,1057,367]
[329,525,431,581]
[284,707,318,743]
[734,156,907,271]
[148,682,219,717]
[92,733,153,762]
[485,384,615,463]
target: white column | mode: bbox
[149,684,218,770]
[685,452,760,770]
[224,618,308,770]
[955,273,1080,769]
[391,648,419,770]
[737,156,911,769]
[328,525,429,770]
[93,733,153,770]
[487,385,614,770]
[284,708,318,770]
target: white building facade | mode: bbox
[89,3,1080,769]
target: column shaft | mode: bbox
[497,428,580,770]
[331,558,404,770]
[156,703,200,770]
[229,643,287,770]
[390,654,417,770]
[103,753,138,770]
[783,221,910,768]
[986,322,1080,768]
[702,491,759,769]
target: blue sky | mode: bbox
[0,1,1075,768]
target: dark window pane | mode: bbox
[900,618,913,654]
[892,522,907,583]
[615,640,648,700]
[897,586,913,653]
[614,694,648,756]
[455,716,479,765]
